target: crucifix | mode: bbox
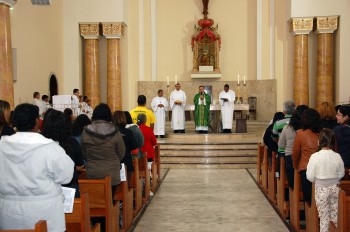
[202,0,209,18]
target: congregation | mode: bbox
[262,100,350,232]
[1,84,350,232]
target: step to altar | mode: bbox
[157,121,267,169]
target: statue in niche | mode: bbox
[191,0,221,72]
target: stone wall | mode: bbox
[138,79,276,121]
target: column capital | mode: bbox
[0,0,17,7]
[79,23,100,39]
[289,17,313,36]
[102,22,126,39]
[314,16,339,34]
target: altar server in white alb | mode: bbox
[219,84,235,133]
[170,83,186,133]
[151,89,169,138]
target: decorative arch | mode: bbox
[49,73,58,104]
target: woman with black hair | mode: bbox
[113,110,138,185]
[71,114,91,147]
[0,103,74,231]
[42,109,84,198]
[263,111,284,167]
[124,111,144,158]
[279,105,309,189]
[334,105,350,168]
[0,100,15,139]
[81,103,125,192]
[292,108,322,204]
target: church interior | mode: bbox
[1,0,350,231]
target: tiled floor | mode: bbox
[134,169,289,232]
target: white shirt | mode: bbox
[307,149,345,186]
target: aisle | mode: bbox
[134,169,289,232]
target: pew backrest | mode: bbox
[65,193,100,232]
[78,176,118,232]
[0,220,47,232]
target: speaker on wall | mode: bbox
[31,0,51,5]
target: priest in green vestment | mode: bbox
[193,86,211,133]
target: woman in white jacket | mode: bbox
[0,104,74,232]
[307,128,345,232]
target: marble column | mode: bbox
[80,23,100,108]
[0,0,16,109]
[102,22,126,111]
[290,18,313,106]
[314,16,338,108]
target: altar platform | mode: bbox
[158,120,268,169]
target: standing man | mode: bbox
[219,84,236,133]
[151,89,169,138]
[194,86,211,133]
[41,95,52,112]
[170,83,186,133]
[33,91,45,118]
[130,95,156,129]
[71,88,80,116]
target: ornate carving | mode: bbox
[80,23,100,39]
[0,0,17,7]
[289,17,313,36]
[314,16,338,34]
[102,22,126,39]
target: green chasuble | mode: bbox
[193,93,211,127]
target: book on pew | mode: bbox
[62,187,76,213]
[120,163,126,182]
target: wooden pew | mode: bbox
[257,143,265,185]
[329,190,350,232]
[65,193,101,232]
[78,176,120,232]
[261,146,268,193]
[151,144,160,192]
[289,170,305,232]
[155,144,161,183]
[0,220,47,232]
[276,156,289,219]
[114,167,134,232]
[267,151,277,205]
[339,180,350,195]
[130,156,143,217]
[151,162,158,193]
[305,184,319,232]
[139,154,150,204]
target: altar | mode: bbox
[168,103,249,133]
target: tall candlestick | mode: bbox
[237,74,240,85]
[175,75,177,84]
[244,75,246,85]
[167,76,169,86]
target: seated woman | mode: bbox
[81,103,125,193]
[113,110,138,185]
[292,108,322,204]
[263,111,284,167]
[334,105,350,169]
[137,114,157,162]
[42,109,84,198]
[0,103,74,231]
[124,111,144,158]
[0,100,15,139]
[317,101,338,129]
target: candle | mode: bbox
[175,75,177,84]
[167,76,169,86]
[237,74,240,85]
[244,76,246,85]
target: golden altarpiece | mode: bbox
[191,0,221,79]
